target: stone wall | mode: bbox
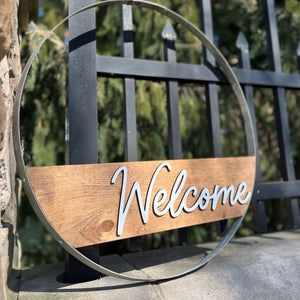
[0,0,38,297]
[0,1,21,299]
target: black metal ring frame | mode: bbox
[13,0,256,283]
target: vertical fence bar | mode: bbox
[236,32,267,232]
[162,21,186,244]
[263,0,300,227]
[198,0,222,158]
[162,21,183,160]
[121,4,141,252]
[122,4,138,162]
[297,42,300,71]
[198,0,226,234]
[66,0,100,282]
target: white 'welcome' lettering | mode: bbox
[111,162,251,236]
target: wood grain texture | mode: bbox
[27,157,255,247]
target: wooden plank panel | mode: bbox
[27,157,255,248]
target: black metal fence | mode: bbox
[66,0,300,281]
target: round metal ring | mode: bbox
[13,0,257,283]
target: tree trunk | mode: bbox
[0,0,22,299]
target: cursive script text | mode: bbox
[111,162,251,236]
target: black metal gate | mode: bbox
[66,0,300,282]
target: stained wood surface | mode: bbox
[27,157,255,247]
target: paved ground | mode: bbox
[14,230,300,299]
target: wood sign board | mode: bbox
[27,156,255,248]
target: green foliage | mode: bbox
[19,0,300,267]
[19,14,67,267]
[21,22,66,167]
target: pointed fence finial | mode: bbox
[236,32,249,50]
[297,41,300,57]
[162,21,177,41]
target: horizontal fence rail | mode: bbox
[96,55,300,89]
[255,181,300,201]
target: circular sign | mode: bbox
[13,0,256,282]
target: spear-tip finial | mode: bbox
[162,20,177,41]
[297,41,300,57]
[236,32,249,50]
